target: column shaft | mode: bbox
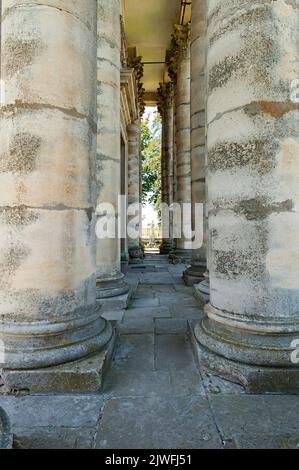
[184,0,208,285]
[194,0,299,392]
[0,0,112,371]
[127,122,142,250]
[96,0,128,299]
[159,83,174,254]
[173,25,192,261]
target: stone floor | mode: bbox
[1,254,299,449]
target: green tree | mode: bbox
[141,110,162,210]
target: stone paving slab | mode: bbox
[140,274,174,284]
[130,297,160,308]
[155,334,197,371]
[123,306,171,319]
[155,318,188,334]
[119,316,154,334]
[95,396,223,449]
[210,395,299,449]
[0,395,103,428]
[170,304,203,319]
[113,334,155,371]
[156,292,198,307]
[103,369,173,398]
[13,426,96,449]
[138,284,176,293]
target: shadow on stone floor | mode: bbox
[1,255,299,449]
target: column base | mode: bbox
[96,273,129,299]
[169,248,192,264]
[0,408,13,449]
[160,240,173,255]
[194,278,210,304]
[183,262,206,286]
[0,327,116,395]
[191,306,299,394]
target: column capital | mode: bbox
[173,24,191,50]
[157,82,174,116]
[166,24,190,82]
[128,56,145,116]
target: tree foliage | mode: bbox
[141,110,162,209]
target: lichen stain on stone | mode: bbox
[3,37,42,78]
[245,101,299,118]
[0,246,31,282]
[208,139,278,174]
[0,206,38,226]
[238,198,294,220]
[213,249,265,280]
[0,133,41,174]
[209,32,278,93]
[209,5,272,47]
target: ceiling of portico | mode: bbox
[122,0,191,105]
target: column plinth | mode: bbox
[194,272,210,305]
[193,0,299,393]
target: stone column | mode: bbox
[159,83,174,254]
[193,0,299,393]
[172,25,192,262]
[184,0,207,285]
[127,121,142,252]
[172,84,178,252]
[96,0,129,301]
[166,83,175,250]
[0,0,113,392]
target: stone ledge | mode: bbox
[0,330,116,395]
[98,288,132,311]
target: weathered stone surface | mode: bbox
[113,334,154,371]
[130,296,160,308]
[210,396,299,449]
[98,289,131,310]
[101,309,125,322]
[184,0,207,286]
[0,394,104,449]
[0,333,116,394]
[193,0,299,391]
[95,396,223,449]
[0,407,13,449]
[119,316,154,334]
[157,292,198,307]
[0,0,114,377]
[155,318,188,334]
[96,0,129,299]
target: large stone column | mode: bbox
[193,0,299,393]
[184,0,207,285]
[171,25,192,262]
[127,121,142,250]
[159,83,174,254]
[0,0,113,392]
[96,0,129,301]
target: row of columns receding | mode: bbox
[157,0,299,393]
[0,0,298,394]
